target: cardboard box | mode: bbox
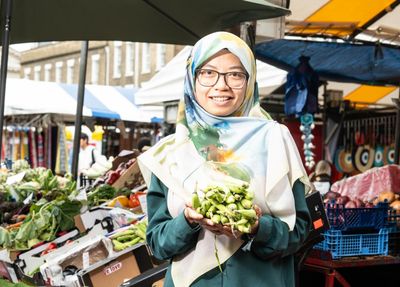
[0,260,18,283]
[112,160,141,189]
[84,252,139,287]
[153,279,164,287]
[112,150,140,171]
[78,243,154,287]
[74,208,115,233]
[15,229,80,276]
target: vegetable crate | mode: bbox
[80,175,95,187]
[387,208,400,232]
[388,231,400,256]
[325,203,389,232]
[314,228,388,259]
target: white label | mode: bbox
[82,252,90,269]
[103,261,122,276]
[6,266,18,283]
[138,194,147,214]
[6,171,26,185]
[23,192,34,205]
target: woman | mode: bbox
[138,32,312,287]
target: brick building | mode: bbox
[20,41,184,88]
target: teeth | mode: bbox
[211,97,230,102]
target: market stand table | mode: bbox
[302,253,400,287]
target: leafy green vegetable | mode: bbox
[87,184,116,207]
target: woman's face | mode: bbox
[194,50,247,116]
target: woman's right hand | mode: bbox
[184,206,239,237]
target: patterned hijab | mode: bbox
[177,31,271,142]
[139,31,309,287]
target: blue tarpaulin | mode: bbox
[255,39,400,86]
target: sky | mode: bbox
[10,43,37,52]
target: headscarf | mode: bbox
[138,31,310,287]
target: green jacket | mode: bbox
[146,174,311,287]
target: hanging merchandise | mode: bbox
[353,119,374,173]
[6,130,12,162]
[46,125,52,169]
[384,116,395,165]
[55,124,69,175]
[373,118,384,167]
[300,113,316,169]
[13,130,19,161]
[20,130,29,161]
[28,129,38,168]
[339,121,355,174]
[284,55,319,117]
[37,128,45,167]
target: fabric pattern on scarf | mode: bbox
[139,31,310,287]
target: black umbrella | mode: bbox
[0,0,289,178]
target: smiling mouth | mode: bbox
[209,96,233,102]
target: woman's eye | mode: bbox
[202,70,215,77]
[229,72,243,78]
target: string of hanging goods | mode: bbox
[300,113,316,169]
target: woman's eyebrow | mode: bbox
[202,64,245,71]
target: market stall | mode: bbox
[0,79,162,172]
[0,150,155,286]
[255,37,400,287]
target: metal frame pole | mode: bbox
[71,41,88,180]
[0,0,12,161]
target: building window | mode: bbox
[156,44,166,71]
[55,62,63,83]
[34,66,41,81]
[125,42,134,76]
[91,54,100,84]
[113,41,122,78]
[44,64,52,82]
[24,67,31,79]
[67,59,75,84]
[141,43,151,74]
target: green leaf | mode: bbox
[57,200,82,231]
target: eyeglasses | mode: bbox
[196,69,248,89]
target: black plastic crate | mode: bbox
[388,231,400,256]
[325,202,389,232]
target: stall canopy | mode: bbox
[286,0,400,46]
[255,39,400,86]
[135,46,288,106]
[4,79,162,122]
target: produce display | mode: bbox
[0,160,82,250]
[109,220,147,251]
[324,190,400,209]
[192,183,257,234]
[0,154,151,286]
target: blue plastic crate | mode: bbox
[325,203,389,231]
[314,228,388,259]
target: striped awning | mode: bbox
[4,79,162,122]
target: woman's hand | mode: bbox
[248,205,262,236]
[184,204,262,238]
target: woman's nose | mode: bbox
[214,74,229,89]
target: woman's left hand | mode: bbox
[199,204,262,239]
[248,204,262,236]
